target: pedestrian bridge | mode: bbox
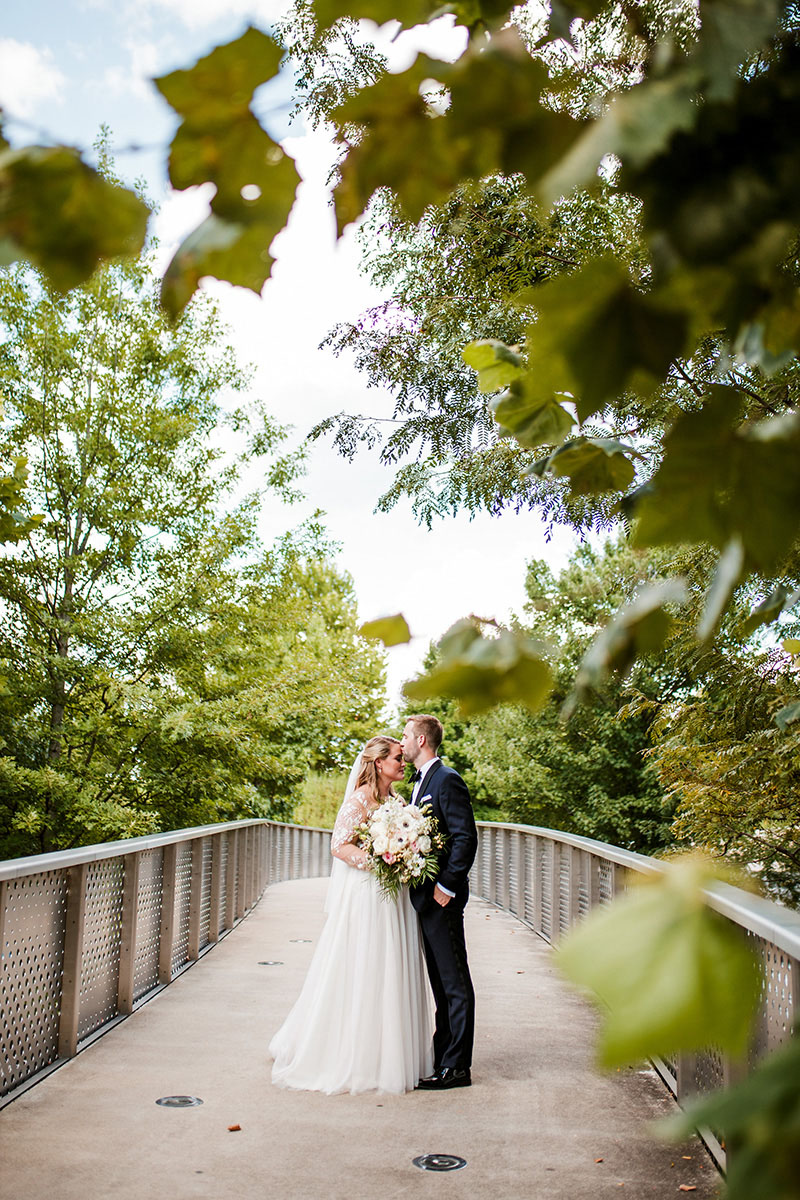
[1,819,798,1198]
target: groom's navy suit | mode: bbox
[410,760,478,1072]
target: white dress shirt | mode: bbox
[411,756,439,804]
[411,757,454,897]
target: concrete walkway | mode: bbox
[0,879,718,1200]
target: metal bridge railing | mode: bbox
[2,815,799,1164]
[471,821,800,1168]
[0,819,332,1107]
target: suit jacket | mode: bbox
[410,760,478,913]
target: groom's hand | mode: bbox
[433,884,451,907]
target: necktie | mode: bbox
[411,770,421,783]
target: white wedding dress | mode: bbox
[269,790,434,1094]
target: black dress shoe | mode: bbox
[416,1067,471,1090]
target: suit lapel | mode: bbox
[419,759,443,803]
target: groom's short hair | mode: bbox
[407,714,443,753]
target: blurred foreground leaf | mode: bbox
[463,339,524,393]
[632,396,800,574]
[556,857,762,1068]
[491,381,575,449]
[531,436,639,495]
[775,701,800,731]
[155,28,300,315]
[313,0,514,30]
[696,536,745,644]
[662,1035,800,1200]
[515,258,689,422]
[0,145,148,289]
[564,578,687,717]
[404,618,552,715]
[359,613,411,646]
[739,585,797,638]
[333,33,578,232]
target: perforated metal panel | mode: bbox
[578,853,590,918]
[523,837,536,927]
[218,835,229,935]
[132,849,163,1002]
[292,827,303,880]
[508,833,520,917]
[478,833,491,899]
[493,828,505,907]
[598,858,614,904]
[199,839,213,952]
[693,1046,725,1095]
[758,936,796,1051]
[0,871,68,1095]
[171,843,193,975]
[557,846,571,937]
[539,838,553,942]
[77,858,124,1042]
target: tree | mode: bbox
[313,175,645,529]
[471,549,675,851]
[0,252,385,856]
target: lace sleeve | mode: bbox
[331,791,370,869]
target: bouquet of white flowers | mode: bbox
[356,796,445,901]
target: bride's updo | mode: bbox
[356,736,401,804]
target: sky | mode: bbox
[0,0,578,710]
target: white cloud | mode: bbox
[95,37,164,101]
[0,39,66,120]
[138,0,293,30]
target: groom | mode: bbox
[402,714,478,1090]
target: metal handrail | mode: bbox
[1,814,798,1166]
[0,818,335,1108]
[478,821,800,958]
[469,821,800,1169]
[0,820,268,882]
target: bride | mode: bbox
[269,736,434,1094]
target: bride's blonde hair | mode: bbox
[356,736,401,805]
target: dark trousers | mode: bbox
[419,901,475,1071]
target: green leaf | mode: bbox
[517,257,689,421]
[555,856,762,1068]
[541,436,638,495]
[155,27,283,122]
[695,0,781,102]
[493,385,575,449]
[564,578,687,716]
[333,33,578,231]
[538,73,700,208]
[155,28,299,314]
[161,211,290,320]
[625,35,800,338]
[633,397,800,574]
[662,1034,800,1200]
[404,618,553,716]
[547,0,607,39]
[313,0,512,31]
[359,613,412,646]
[775,700,800,731]
[739,585,789,638]
[0,145,148,290]
[781,639,800,655]
[696,536,745,644]
[462,339,524,393]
